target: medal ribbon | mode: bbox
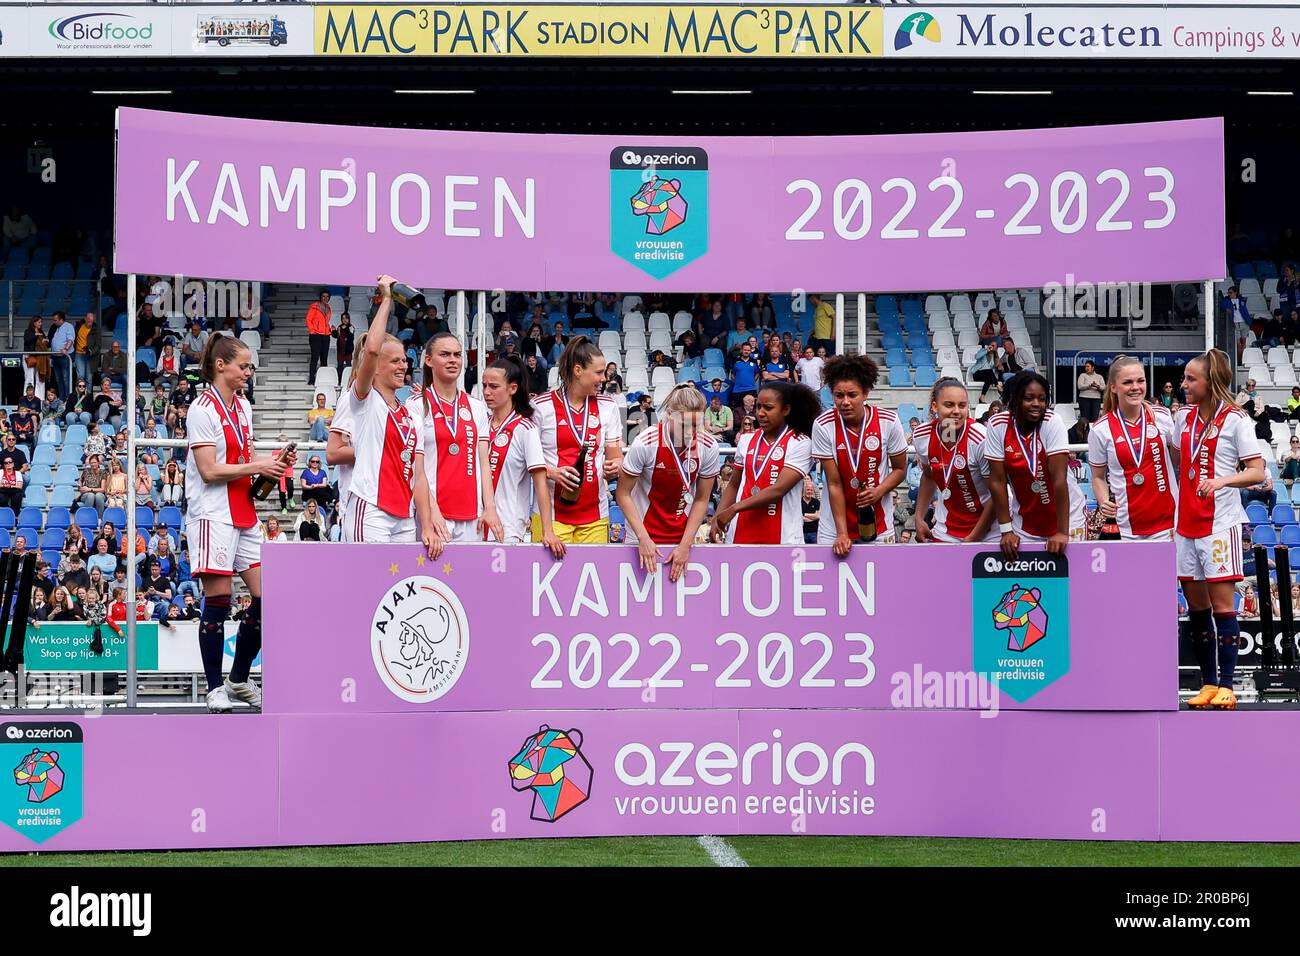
[386,401,415,455]
[1188,400,1224,467]
[560,390,592,452]
[661,423,698,503]
[487,412,521,491]
[1012,424,1041,482]
[939,419,969,490]
[431,388,462,444]
[748,426,789,488]
[210,388,246,457]
[838,408,870,486]
[1119,406,1147,473]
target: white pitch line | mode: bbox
[697,835,749,867]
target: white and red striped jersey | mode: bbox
[620,424,722,545]
[810,406,907,543]
[1087,405,1178,538]
[913,418,992,541]
[728,429,812,545]
[982,410,1084,538]
[186,387,257,529]
[487,414,546,535]
[535,390,622,526]
[1171,403,1260,537]
[329,388,356,509]
[346,386,425,519]
[421,387,490,522]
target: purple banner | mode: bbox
[261,542,1177,713]
[114,109,1224,291]
[5,709,1297,852]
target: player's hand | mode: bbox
[478,510,504,543]
[856,486,882,508]
[1000,530,1021,561]
[638,538,661,575]
[283,448,298,469]
[429,512,452,543]
[376,274,396,299]
[256,457,289,480]
[667,543,692,583]
[554,466,581,494]
[832,532,854,557]
[1197,477,1220,499]
[1099,498,1118,520]
[710,508,732,543]
[542,530,566,560]
[1046,531,1069,554]
[602,458,621,480]
[421,526,443,561]
[914,516,932,543]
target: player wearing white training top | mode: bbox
[617,383,721,581]
[186,334,295,713]
[1087,355,1178,541]
[713,381,819,546]
[343,276,443,553]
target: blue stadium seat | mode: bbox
[876,295,899,316]
[64,424,88,446]
[912,350,936,369]
[136,506,156,531]
[897,403,921,424]
[53,465,79,487]
[675,367,699,384]
[1281,525,1300,548]
[881,332,905,351]
[100,423,116,438]
[703,349,725,368]
[158,506,183,529]
[31,445,56,467]
[40,550,59,569]
[1083,482,1097,504]
[901,299,923,319]
[16,506,42,530]
[1291,484,1300,506]
[48,486,74,509]
[914,367,937,388]
[1253,524,1279,546]
[0,529,10,551]
[0,508,13,530]
[877,314,901,334]
[889,367,913,388]
[42,529,65,552]
[1234,262,1256,280]
[146,464,161,483]
[26,465,52,488]
[44,507,71,530]
[62,444,83,463]
[819,385,833,409]
[102,507,127,529]
[702,367,726,383]
[50,261,74,281]
[884,348,907,368]
[1272,505,1296,527]
[74,506,98,529]
[1246,502,1271,526]
[21,488,47,510]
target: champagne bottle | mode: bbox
[390,282,427,313]
[1100,494,1121,541]
[561,444,587,505]
[251,442,296,501]
[856,502,878,544]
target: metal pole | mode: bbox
[476,291,487,397]
[7,280,13,350]
[455,290,467,392]
[1203,279,1215,353]
[856,293,866,359]
[834,292,845,356]
[126,274,137,707]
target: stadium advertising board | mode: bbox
[261,542,1175,713]
[114,108,1224,293]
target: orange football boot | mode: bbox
[1185,684,1218,708]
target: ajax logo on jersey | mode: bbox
[371,576,471,703]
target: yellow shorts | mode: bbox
[531,514,610,544]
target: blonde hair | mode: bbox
[1101,355,1146,415]
[1189,348,1239,410]
[660,383,706,416]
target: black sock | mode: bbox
[1214,612,1241,690]
[230,596,261,684]
[1187,607,1216,686]
[199,594,232,693]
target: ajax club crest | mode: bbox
[371,575,471,703]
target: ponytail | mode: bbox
[199,333,247,383]
[558,336,603,391]
[1191,348,1239,410]
[487,354,535,419]
[421,331,461,417]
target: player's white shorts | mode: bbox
[188,518,263,576]
[498,518,531,545]
[1019,524,1088,545]
[1123,528,1175,542]
[1177,527,1243,583]
[817,527,897,545]
[446,519,479,543]
[343,493,417,544]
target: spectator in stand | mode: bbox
[524,354,549,395]
[979,400,1004,424]
[10,405,35,452]
[141,564,174,606]
[150,523,178,555]
[120,525,147,571]
[155,342,182,389]
[1289,386,1300,421]
[979,309,1009,346]
[1067,415,1090,447]
[1076,360,1105,423]
[727,318,752,353]
[1282,263,1300,318]
[65,379,93,426]
[0,435,28,482]
[1281,436,1300,485]
[544,320,570,366]
[134,462,156,507]
[700,376,731,408]
[18,385,40,416]
[625,393,656,443]
[276,435,297,514]
[737,392,757,424]
[180,320,208,367]
[87,536,117,578]
[700,301,729,351]
[704,394,735,444]
[795,345,825,392]
[749,293,776,331]
[171,423,188,467]
[999,337,1036,381]
[78,454,107,514]
[27,589,47,624]
[22,316,43,356]
[678,330,703,365]
[0,457,23,512]
[25,334,49,399]
[62,524,90,563]
[295,499,325,541]
[761,338,792,384]
[307,393,334,442]
[264,515,286,543]
[801,477,821,545]
[1222,286,1252,358]
[147,382,168,425]
[86,567,108,602]
[650,349,676,373]
[2,205,37,250]
[147,537,177,579]
[1286,309,1300,348]
[1159,381,1176,409]
[176,593,200,621]
[333,313,355,378]
[82,421,107,462]
[730,341,760,409]
[59,552,91,594]
[306,289,333,385]
[49,312,75,399]
[604,363,624,394]
[810,293,836,355]
[73,312,101,389]
[299,454,332,510]
[138,418,162,465]
[103,458,128,510]
[1241,469,1278,512]
[46,587,82,623]
[99,340,128,388]
[92,378,124,428]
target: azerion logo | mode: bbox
[48,12,154,46]
[894,11,941,50]
[610,146,709,280]
[971,551,1070,702]
[509,724,592,823]
[370,575,470,703]
[0,723,83,843]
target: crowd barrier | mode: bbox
[3,540,1298,851]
